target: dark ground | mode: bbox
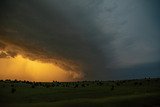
[0,78,160,107]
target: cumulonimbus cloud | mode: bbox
[0,0,112,80]
[0,0,160,80]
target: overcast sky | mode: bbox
[0,0,160,80]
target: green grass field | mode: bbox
[0,78,160,107]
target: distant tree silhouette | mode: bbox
[13,79,18,83]
[5,79,11,82]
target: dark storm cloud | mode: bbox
[0,0,160,80]
[0,42,5,50]
[110,61,160,80]
[0,0,114,79]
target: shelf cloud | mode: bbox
[0,0,160,80]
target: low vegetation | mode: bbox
[0,78,160,107]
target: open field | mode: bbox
[0,78,160,107]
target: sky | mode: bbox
[0,0,160,81]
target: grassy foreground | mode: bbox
[0,78,160,107]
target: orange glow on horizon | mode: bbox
[0,55,82,82]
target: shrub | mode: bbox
[111,85,114,91]
[31,85,35,88]
[139,82,142,86]
[74,84,79,88]
[134,82,138,85]
[11,84,14,87]
[11,88,16,93]
[81,84,85,87]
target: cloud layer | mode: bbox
[0,0,160,80]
